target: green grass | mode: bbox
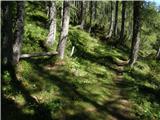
[2,2,160,119]
[123,59,160,120]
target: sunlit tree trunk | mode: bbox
[57,1,70,59]
[113,1,118,36]
[129,1,142,67]
[60,1,63,27]
[106,1,114,39]
[46,1,56,47]
[157,48,160,60]
[12,1,24,65]
[119,1,126,44]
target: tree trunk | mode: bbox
[88,1,93,33]
[80,0,86,29]
[113,1,119,36]
[60,1,63,27]
[46,1,56,47]
[94,1,97,19]
[2,2,13,66]
[12,1,24,65]
[119,1,126,44]
[106,1,114,39]
[156,48,160,60]
[129,1,142,67]
[57,1,70,59]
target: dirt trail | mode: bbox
[106,60,136,120]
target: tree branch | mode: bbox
[20,51,58,59]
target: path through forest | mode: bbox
[105,59,136,120]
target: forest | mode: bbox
[1,0,160,120]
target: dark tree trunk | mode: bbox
[113,1,119,36]
[106,1,114,39]
[12,1,24,65]
[94,1,97,19]
[2,2,13,66]
[129,1,143,67]
[46,1,56,47]
[57,1,70,59]
[88,1,93,33]
[119,1,126,44]
[80,0,86,29]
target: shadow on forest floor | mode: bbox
[2,45,160,120]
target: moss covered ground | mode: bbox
[2,26,160,120]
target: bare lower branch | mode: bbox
[20,52,58,58]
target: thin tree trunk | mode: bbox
[94,1,97,19]
[156,48,160,60]
[57,1,70,59]
[2,2,13,66]
[113,1,119,36]
[80,0,86,29]
[60,1,63,27]
[119,1,126,44]
[128,11,133,40]
[106,1,114,39]
[88,1,93,33]
[12,1,24,65]
[46,1,56,47]
[129,1,142,67]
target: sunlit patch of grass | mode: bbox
[123,59,160,120]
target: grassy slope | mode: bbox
[2,2,160,120]
[2,26,160,120]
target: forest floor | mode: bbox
[2,27,160,120]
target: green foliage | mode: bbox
[2,1,160,120]
[124,59,160,120]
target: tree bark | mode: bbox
[57,1,70,59]
[20,52,58,59]
[129,1,143,67]
[60,1,63,27]
[80,0,86,29]
[106,1,114,39]
[113,1,119,36]
[46,1,56,47]
[119,1,126,44]
[88,1,94,33]
[156,48,160,60]
[2,2,13,66]
[12,1,24,65]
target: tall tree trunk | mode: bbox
[60,1,63,27]
[106,1,114,39]
[94,1,97,19]
[46,1,56,47]
[12,1,24,65]
[156,48,160,60]
[80,0,86,29]
[88,1,93,33]
[129,1,142,67]
[119,1,126,44]
[57,1,70,59]
[2,2,13,66]
[113,1,119,36]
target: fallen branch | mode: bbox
[20,51,58,58]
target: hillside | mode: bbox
[2,1,160,120]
